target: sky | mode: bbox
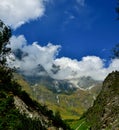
[1,0,119,81]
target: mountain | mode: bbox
[19,64,101,93]
[79,71,119,130]
[14,73,102,120]
[12,49,101,93]
[12,48,103,122]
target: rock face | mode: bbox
[13,96,64,130]
[85,71,119,130]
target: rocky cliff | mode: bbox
[84,71,119,130]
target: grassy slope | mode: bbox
[13,73,33,95]
[66,119,90,130]
[32,84,101,120]
[15,74,101,118]
[15,73,101,129]
[0,71,71,130]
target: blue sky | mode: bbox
[1,0,119,81]
[13,0,119,60]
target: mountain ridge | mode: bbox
[19,70,102,94]
[81,71,119,130]
[14,72,102,120]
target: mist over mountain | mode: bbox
[16,61,101,93]
[7,35,119,83]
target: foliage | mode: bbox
[66,119,90,130]
[111,43,119,59]
[116,0,119,19]
[80,71,119,130]
[52,111,71,129]
[0,20,11,65]
[0,91,46,130]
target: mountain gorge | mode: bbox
[15,72,102,120]
[10,37,104,121]
[2,19,119,130]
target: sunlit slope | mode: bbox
[15,73,101,120]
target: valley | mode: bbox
[14,73,102,120]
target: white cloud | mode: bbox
[8,35,119,81]
[108,59,119,72]
[54,56,107,80]
[0,0,47,29]
[53,56,119,81]
[9,35,27,50]
[9,35,61,75]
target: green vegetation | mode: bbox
[66,119,90,130]
[80,71,119,130]
[27,83,101,120]
[0,91,45,130]
[111,44,119,59]
[67,71,119,130]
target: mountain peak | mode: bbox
[103,71,119,92]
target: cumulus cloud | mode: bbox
[0,0,47,29]
[8,35,119,81]
[9,35,61,76]
[54,56,106,80]
[9,35,27,50]
[53,56,119,80]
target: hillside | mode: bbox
[0,66,71,130]
[78,71,119,130]
[32,84,101,120]
[14,73,102,120]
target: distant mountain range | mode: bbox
[15,71,102,120]
[13,47,103,120]
[10,47,102,93]
[16,63,102,93]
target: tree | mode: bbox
[116,0,119,19]
[111,43,119,59]
[111,2,119,59]
[0,20,11,65]
[0,20,21,94]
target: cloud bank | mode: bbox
[8,35,119,81]
[9,35,61,76]
[0,0,47,29]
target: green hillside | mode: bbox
[74,71,119,130]
[0,71,70,129]
[15,73,101,120]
